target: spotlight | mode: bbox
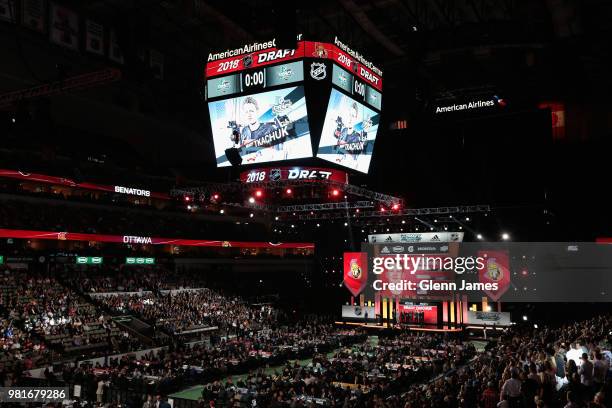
[344,222,348,226]
[249,213,254,218]
[392,203,399,211]
[444,226,448,231]
[219,209,225,214]
[522,315,528,321]
[502,232,510,241]
[316,223,320,227]
[485,306,492,312]
[430,227,434,231]
[331,189,340,197]
[465,217,470,221]
[434,219,437,223]
[380,207,386,212]
[291,224,295,228]
[184,196,191,202]
[275,216,279,221]
[213,194,220,200]
[187,205,192,210]
[355,208,360,213]
[255,190,263,198]
[401,220,406,224]
[248,197,255,203]
[476,234,483,240]
[285,188,292,195]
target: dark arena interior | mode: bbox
[1,1,612,407]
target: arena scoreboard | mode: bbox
[205,36,383,173]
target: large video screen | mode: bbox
[316,89,379,173]
[208,86,312,167]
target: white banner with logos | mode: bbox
[467,311,511,326]
[342,305,375,320]
[368,232,464,244]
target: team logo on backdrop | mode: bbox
[450,233,460,241]
[350,258,362,279]
[217,79,231,93]
[343,252,368,297]
[57,231,67,240]
[269,168,282,181]
[278,66,294,81]
[310,62,326,80]
[272,97,293,114]
[243,54,253,68]
[313,43,328,58]
[478,251,511,301]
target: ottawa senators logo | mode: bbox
[222,241,231,247]
[486,258,503,281]
[350,258,362,279]
[313,43,328,58]
[57,232,67,240]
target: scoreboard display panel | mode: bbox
[209,86,312,167]
[205,36,383,172]
[316,89,379,173]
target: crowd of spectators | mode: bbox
[97,289,278,335]
[60,266,210,294]
[1,264,611,408]
[0,269,140,362]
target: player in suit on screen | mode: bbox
[237,96,290,162]
[334,102,369,166]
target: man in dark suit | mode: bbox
[156,394,171,408]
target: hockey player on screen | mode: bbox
[233,96,288,162]
[333,101,369,165]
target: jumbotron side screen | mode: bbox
[209,86,312,166]
[316,89,380,173]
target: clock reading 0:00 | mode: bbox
[244,71,264,88]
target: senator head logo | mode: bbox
[486,258,503,281]
[350,258,362,279]
[313,43,328,58]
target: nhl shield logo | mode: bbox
[310,62,326,80]
[243,54,253,69]
[269,168,282,181]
